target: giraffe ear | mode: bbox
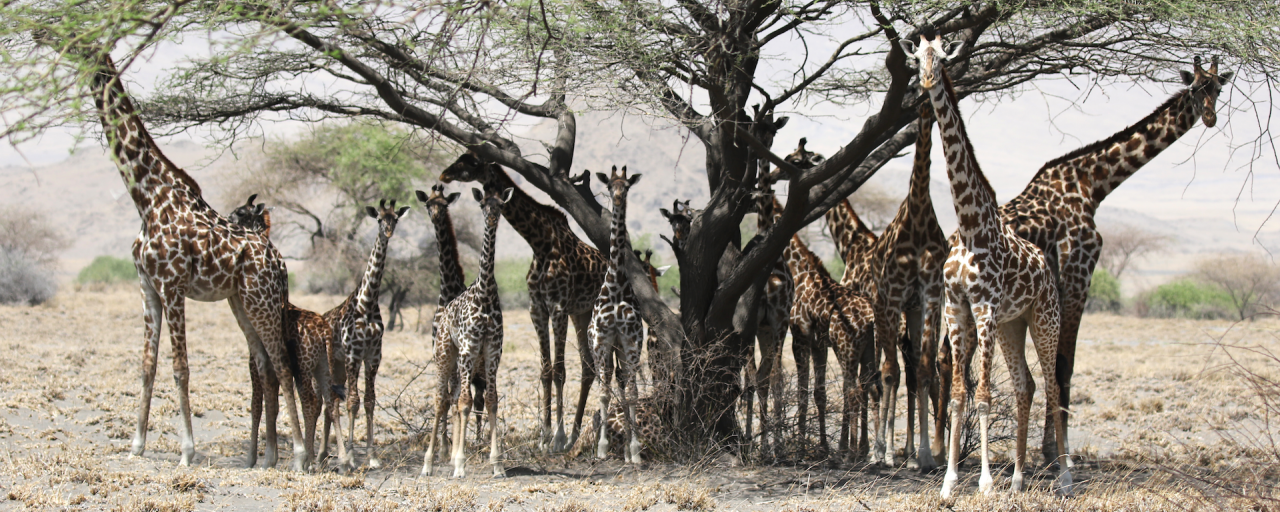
[899,39,917,58]
[365,206,378,219]
[396,206,411,218]
[596,172,608,185]
[252,204,265,216]
[1219,71,1233,83]
[655,265,671,277]
[1181,70,1195,86]
[943,41,964,61]
[472,188,485,202]
[446,192,461,205]
[246,193,258,206]
[500,188,514,204]
[660,208,673,220]
[415,189,428,202]
[627,173,642,186]
[774,116,789,129]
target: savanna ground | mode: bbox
[0,288,1276,511]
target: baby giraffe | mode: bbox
[423,186,513,478]
[227,195,347,470]
[590,166,645,464]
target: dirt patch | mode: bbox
[0,290,1272,510]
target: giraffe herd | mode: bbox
[74,27,1232,499]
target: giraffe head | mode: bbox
[473,187,514,228]
[899,27,964,91]
[754,169,784,227]
[784,138,826,170]
[415,184,461,224]
[365,199,411,240]
[660,199,694,248]
[439,151,493,184]
[633,249,671,291]
[595,165,641,207]
[227,194,268,233]
[1180,56,1233,128]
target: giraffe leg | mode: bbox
[364,352,382,469]
[813,334,830,458]
[263,358,280,468]
[902,315,919,466]
[876,308,901,467]
[299,364,321,472]
[934,333,952,461]
[622,320,644,464]
[161,292,198,466]
[906,307,936,472]
[972,308,999,495]
[940,294,972,499]
[571,312,596,451]
[999,318,1033,493]
[1029,296,1072,495]
[131,280,163,459]
[247,351,265,468]
[531,301,554,454]
[486,341,506,477]
[342,356,361,470]
[550,307,571,453]
[756,319,783,458]
[859,334,877,461]
[769,322,787,458]
[452,349,475,479]
[422,324,456,477]
[594,333,615,460]
[320,346,344,462]
[792,328,811,458]
[232,292,307,472]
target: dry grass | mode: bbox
[0,290,1274,510]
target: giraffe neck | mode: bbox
[784,235,833,284]
[825,199,876,264]
[476,209,501,294]
[87,55,207,219]
[1024,89,1203,208]
[431,209,467,306]
[482,165,568,259]
[906,110,936,216]
[607,189,631,298]
[929,68,1003,252]
[354,232,390,314]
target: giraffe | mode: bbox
[999,56,1232,465]
[440,151,609,454]
[422,186,513,478]
[744,177,795,458]
[81,54,307,471]
[588,166,647,464]
[901,30,1070,496]
[321,199,410,470]
[228,197,349,470]
[820,104,948,470]
[757,175,875,461]
[634,249,672,385]
[659,199,695,254]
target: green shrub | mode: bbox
[76,256,137,285]
[495,257,529,306]
[1139,278,1232,319]
[1086,267,1122,313]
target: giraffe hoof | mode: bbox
[130,438,146,457]
[940,471,958,499]
[368,457,382,470]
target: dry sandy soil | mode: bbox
[0,288,1276,511]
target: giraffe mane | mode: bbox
[1028,88,1193,181]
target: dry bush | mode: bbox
[1194,253,1280,321]
[0,206,65,305]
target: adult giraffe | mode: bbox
[902,29,1071,496]
[822,104,948,470]
[440,151,608,453]
[1000,56,1232,464]
[83,54,306,470]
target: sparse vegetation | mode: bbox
[0,206,65,305]
[1086,267,1123,313]
[75,255,136,287]
[1193,253,1280,321]
[1138,279,1233,319]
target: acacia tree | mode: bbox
[1097,223,1172,280]
[6,0,1280,442]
